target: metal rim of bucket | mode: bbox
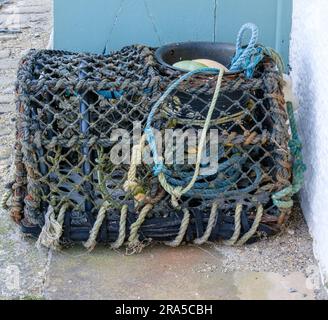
[155,41,242,75]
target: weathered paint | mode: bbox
[53,0,292,65]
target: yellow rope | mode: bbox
[194,202,219,245]
[111,204,128,249]
[84,203,130,251]
[84,201,110,251]
[36,202,69,250]
[164,208,190,247]
[157,67,225,201]
[223,203,263,246]
[224,203,242,246]
[127,203,153,253]
[236,204,263,246]
[123,135,146,195]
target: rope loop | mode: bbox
[230,23,262,77]
[235,23,259,57]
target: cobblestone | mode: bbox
[0,0,52,300]
[0,49,10,58]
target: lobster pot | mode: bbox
[10,45,299,250]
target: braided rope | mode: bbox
[193,202,219,245]
[164,208,191,247]
[236,204,264,246]
[224,203,243,246]
[85,203,130,251]
[230,23,262,77]
[111,204,128,249]
[234,23,259,64]
[84,201,110,251]
[127,203,153,252]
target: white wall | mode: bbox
[290,0,328,287]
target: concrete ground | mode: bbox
[0,0,327,300]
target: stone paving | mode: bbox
[0,0,52,299]
[0,0,326,300]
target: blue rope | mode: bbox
[98,90,124,99]
[163,156,262,199]
[230,23,264,78]
[145,67,221,176]
[163,155,244,188]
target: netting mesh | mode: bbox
[9,45,295,250]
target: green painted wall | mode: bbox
[53,0,292,65]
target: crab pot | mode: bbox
[9,44,297,250]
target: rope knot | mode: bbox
[171,189,182,200]
[36,203,69,250]
[123,180,139,193]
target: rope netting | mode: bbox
[2,31,305,252]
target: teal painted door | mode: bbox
[53,0,292,65]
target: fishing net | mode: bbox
[4,43,305,252]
